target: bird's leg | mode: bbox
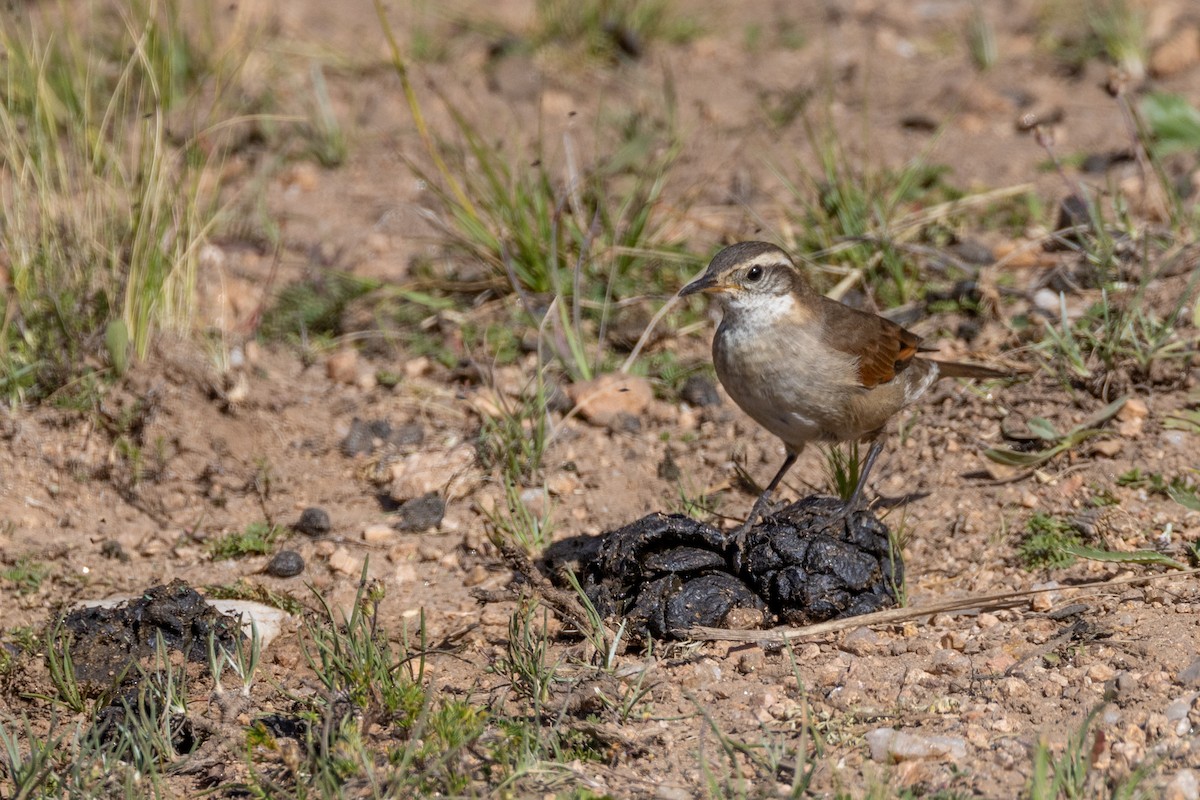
[840,439,884,517]
[731,451,798,543]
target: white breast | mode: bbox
[713,295,861,449]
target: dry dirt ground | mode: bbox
[3,0,1200,797]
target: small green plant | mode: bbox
[1035,290,1200,390]
[0,715,72,799]
[283,563,492,795]
[1027,698,1152,799]
[304,62,347,167]
[207,521,286,560]
[476,379,551,486]
[776,109,999,307]
[41,621,88,714]
[302,566,425,724]
[260,272,381,344]
[0,557,50,595]
[1116,468,1194,498]
[1088,0,1146,81]
[495,600,560,705]
[207,621,262,697]
[984,396,1127,470]
[966,1,997,71]
[1020,513,1083,570]
[823,442,863,502]
[1140,93,1200,156]
[485,479,555,554]
[0,0,285,404]
[533,0,699,61]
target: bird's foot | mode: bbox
[729,490,778,546]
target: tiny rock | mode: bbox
[839,627,879,656]
[930,648,971,676]
[1166,769,1200,800]
[1150,27,1200,78]
[404,356,432,378]
[389,446,477,498]
[1118,397,1148,421]
[546,472,581,497]
[736,649,765,675]
[328,546,360,576]
[994,240,1041,269]
[326,348,359,384]
[1177,658,1200,687]
[362,523,395,544]
[865,728,967,763]
[567,373,654,428]
[463,564,489,587]
[1092,439,1123,457]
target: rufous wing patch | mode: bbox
[818,298,922,388]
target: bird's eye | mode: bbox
[746,266,764,282]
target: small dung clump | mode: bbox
[266,550,305,578]
[295,507,331,536]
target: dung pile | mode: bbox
[576,496,903,640]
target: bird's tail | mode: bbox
[931,360,1011,380]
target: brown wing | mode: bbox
[817,297,921,388]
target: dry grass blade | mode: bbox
[687,567,1200,642]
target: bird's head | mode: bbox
[679,242,811,304]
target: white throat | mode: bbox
[723,291,795,327]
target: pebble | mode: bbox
[404,356,432,378]
[100,540,130,562]
[865,728,967,763]
[388,447,477,498]
[1092,439,1123,457]
[546,472,581,497]
[1166,695,1195,738]
[736,649,764,674]
[1032,288,1063,314]
[840,627,879,656]
[931,648,971,675]
[1166,770,1200,800]
[1150,27,1200,78]
[328,547,360,576]
[326,348,359,384]
[1178,658,1200,687]
[295,507,332,536]
[363,524,395,544]
[1029,582,1059,612]
[1116,397,1148,437]
[463,564,489,587]
[1164,430,1189,449]
[265,550,305,578]
[566,373,654,427]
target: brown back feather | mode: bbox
[817,297,922,388]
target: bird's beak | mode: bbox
[679,273,724,297]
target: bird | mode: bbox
[679,241,1006,533]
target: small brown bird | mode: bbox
[680,241,1005,531]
